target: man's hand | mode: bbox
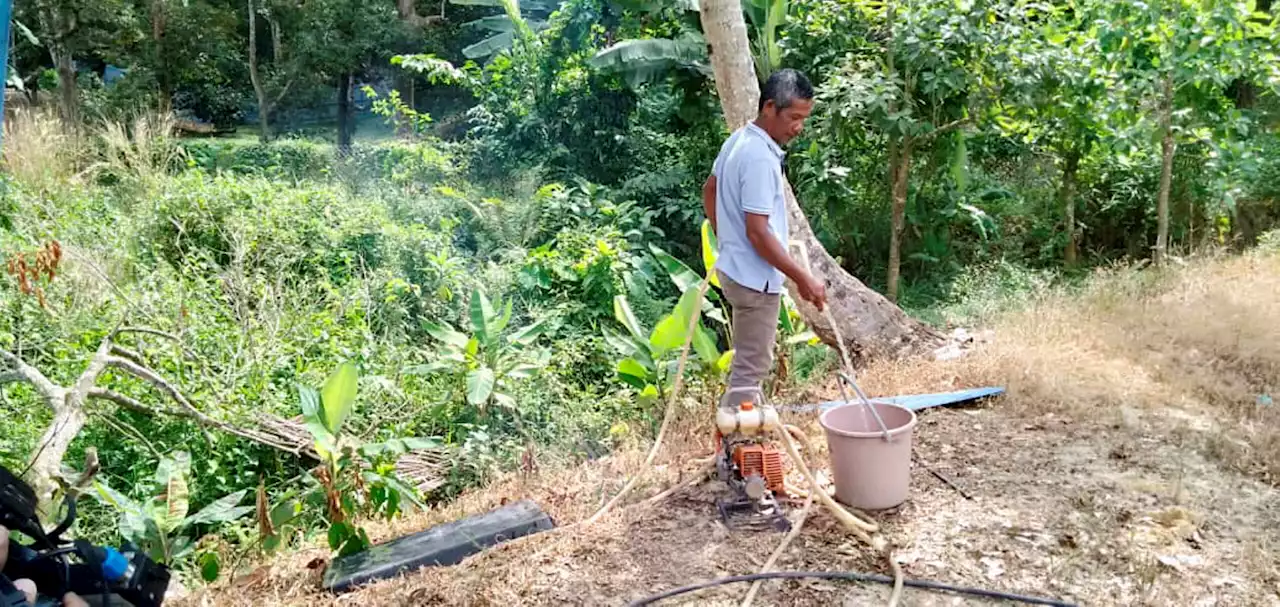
[796,273,827,310]
[1,526,90,607]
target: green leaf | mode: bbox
[638,384,660,407]
[466,367,495,405]
[92,480,148,542]
[786,330,819,345]
[716,350,735,373]
[184,490,253,527]
[298,385,336,459]
[507,318,550,345]
[649,287,703,355]
[360,437,443,457]
[493,392,517,409]
[602,326,642,357]
[701,220,720,288]
[199,552,220,583]
[321,362,358,436]
[470,289,495,345]
[778,297,795,334]
[328,521,352,551]
[613,296,646,341]
[650,312,687,356]
[649,244,701,293]
[155,452,191,533]
[491,299,514,336]
[422,321,469,348]
[506,363,542,379]
[616,358,651,388]
[463,31,516,60]
[589,34,710,89]
[692,325,719,366]
[362,470,426,511]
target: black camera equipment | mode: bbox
[0,464,169,607]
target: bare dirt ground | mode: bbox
[176,251,1280,607]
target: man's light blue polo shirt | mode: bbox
[711,122,788,294]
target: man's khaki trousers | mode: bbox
[718,271,780,407]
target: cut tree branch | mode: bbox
[109,345,147,368]
[105,356,213,425]
[1,349,64,404]
[87,387,152,415]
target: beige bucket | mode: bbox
[819,402,917,510]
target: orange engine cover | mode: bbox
[732,443,786,495]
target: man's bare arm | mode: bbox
[745,213,804,283]
[702,174,717,234]
[745,213,826,307]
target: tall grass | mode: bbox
[2,106,80,194]
[91,111,185,193]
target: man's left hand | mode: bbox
[796,274,827,310]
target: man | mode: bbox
[703,68,827,404]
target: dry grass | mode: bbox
[174,249,1280,606]
[90,111,185,193]
[859,249,1280,482]
[1,106,81,194]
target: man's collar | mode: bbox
[746,121,785,159]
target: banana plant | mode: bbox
[588,30,712,89]
[411,288,552,413]
[298,363,439,557]
[450,0,555,60]
[606,287,731,406]
[92,452,254,570]
[744,0,788,82]
[647,221,728,326]
[589,0,787,88]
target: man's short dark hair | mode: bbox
[759,68,814,112]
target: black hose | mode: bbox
[626,570,1078,607]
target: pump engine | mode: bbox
[713,387,790,531]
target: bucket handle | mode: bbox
[836,371,892,440]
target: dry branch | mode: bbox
[0,348,63,402]
[8,331,450,508]
[105,356,212,424]
[87,387,150,413]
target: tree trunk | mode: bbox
[28,404,86,512]
[1155,76,1175,267]
[152,0,171,112]
[699,0,760,131]
[270,17,284,63]
[52,47,78,126]
[699,0,944,363]
[337,73,354,156]
[25,341,112,511]
[1060,150,1081,266]
[886,141,912,302]
[247,0,273,142]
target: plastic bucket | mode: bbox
[818,401,917,510]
